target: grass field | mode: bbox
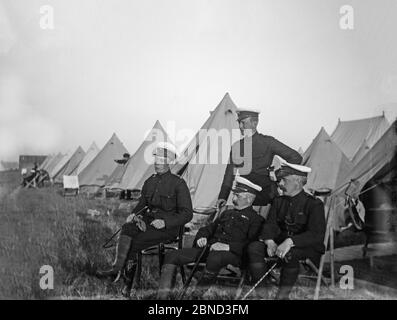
[1,170,396,300]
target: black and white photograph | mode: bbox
[0,0,396,306]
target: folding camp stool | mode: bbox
[24,173,39,188]
[298,258,329,287]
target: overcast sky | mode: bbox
[0,0,396,161]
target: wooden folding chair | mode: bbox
[23,172,40,188]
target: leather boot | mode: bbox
[96,235,132,279]
[121,257,138,298]
[276,266,300,300]
[157,264,177,300]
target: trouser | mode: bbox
[164,248,240,273]
[247,241,322,299]
[120,220,179,258]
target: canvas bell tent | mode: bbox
[107,120,173,191]
[53,146,85,184]
[70,142,100,176]
[352,139,370,165]
[172,93,240,212]
[331,114,389,161]
[78,133,128,193]
[302,127,353,193]
[48,151,73,179]
[44,153,64,177]
[38,154,54,171]
[330,120,397,229]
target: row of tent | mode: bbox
[40,93,240,212]
[38,93,396,227]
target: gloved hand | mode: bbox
[135,216,147,232]
[276,238,294,259]
[264,239,277,257]
[150,219,165,230]
[196,237,207,248]
[126,213,136,223]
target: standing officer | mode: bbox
[217,108,302,209]
[156,176,264,299]
[96,142,193,281]
[247,160,326,299]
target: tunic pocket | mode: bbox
[159,191,176,211]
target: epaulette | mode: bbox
[304,191,318,200]
[307,192,317,199]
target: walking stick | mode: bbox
[241,252,292,300]
[241,257,280,300]
[102,205,148,249]
[176,204,226,300]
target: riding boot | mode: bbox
[157,264,177,300]
[96,235,132,279]
[276,266,300,300]
[121,255,138,298]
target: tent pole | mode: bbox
[330,225,335,288]
[314,197,333,300]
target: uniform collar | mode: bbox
[288,190,306,202]
[233,205,253,212]
[243,130,258,139]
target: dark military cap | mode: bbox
[236,107,261,121]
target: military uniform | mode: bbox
[164,206,264,271]
[247,190,326,299]
[157,175,265,299]
[218,132,302,206]
[121,170,193,254]
[97,143,192,295]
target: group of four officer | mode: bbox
[96,108,326,300]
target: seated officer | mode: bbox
[247,160,326,300]
[157,176,264,299]
[96,142,193,280]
